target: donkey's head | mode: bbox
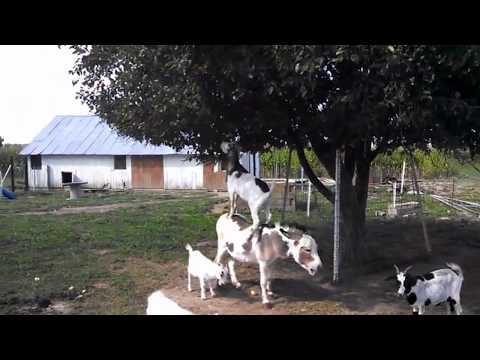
[277,224,323,276]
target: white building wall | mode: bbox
[163,155,204,190]
[27,155,132,190]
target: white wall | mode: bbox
[27,155,132,190]
[163,155,203,190]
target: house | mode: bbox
[20,115,260,191]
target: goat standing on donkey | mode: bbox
[220,142,274,228]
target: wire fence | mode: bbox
[272,170,480,222]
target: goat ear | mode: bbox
[384,275,396,281]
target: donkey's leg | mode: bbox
[228,259,241,288]
[259,262,271,305]
[262,265,273,295]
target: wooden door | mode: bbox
[131,156,164,189]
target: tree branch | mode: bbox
[288,131,335,204]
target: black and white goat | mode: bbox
[386,263,464,315]
[221,142,274,227]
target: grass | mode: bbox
[0,189,198,213]
[0,190,221,314]
[1,179,479,315]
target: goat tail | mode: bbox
[446,262,463,278]
[185,243,193,253]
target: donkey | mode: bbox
[214,213,323,307]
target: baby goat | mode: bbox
[186,244,228,300]
[146,290,192,315]
[221,142,274,227]
[386,263,464,315]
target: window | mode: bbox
[31,155,42,170]
[61,172,72,184]
[114,155,126,170]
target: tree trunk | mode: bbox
[289,131,372,266]
[339,159,370,265]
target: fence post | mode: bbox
[400,160,406,194]
[306,180,312,217]
[333,149,342,284]
[392,181,397,209]
[301,167,304,193]
[281,148,293,222]
[24,159,29,191]
[10,157,15,193]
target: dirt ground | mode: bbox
[3,191,480,315]
[159,199,480,315]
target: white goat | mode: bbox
[146,290,192,315]
[386,263,464,315]
[221,142,274,227]
[186,244,228,300]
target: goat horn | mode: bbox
[404,265,413,273]
[394,264,400,274]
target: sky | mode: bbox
[0,45,91,144]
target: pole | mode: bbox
[10,157,15,192]
[301,167,304,193]
[451,177,455,202]
[24,159,29,191]
[407,149,432,254]
[392,181,397,209]
[400,160,406,194]
[333,149,342,284]
[281,148,293,222]
[306,180,312,217]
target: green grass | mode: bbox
[0,191,221,314]
[0,189,205,213]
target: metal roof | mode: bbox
[20,115,193,156]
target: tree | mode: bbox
[69,45,480,266]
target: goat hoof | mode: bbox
[233,283,242,289]
[263,303,273,309]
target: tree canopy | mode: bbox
[69,45,480,264]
